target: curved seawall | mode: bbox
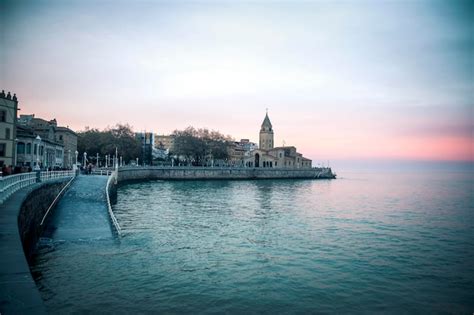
[0,178,71,315]
[117,166,335,182]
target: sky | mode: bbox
[1,0,473,164]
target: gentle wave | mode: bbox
[32,172,474,313]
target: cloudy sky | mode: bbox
[1,0,472,163]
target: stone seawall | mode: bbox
[117,166,335,183]
[1,178,71,315]
[18,179,71,262]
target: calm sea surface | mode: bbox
[32,171,474,314]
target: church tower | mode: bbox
[259,111,274,150]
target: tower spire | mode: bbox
[259,110,274,150]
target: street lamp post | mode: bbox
[34,135,41,171]
[74,150,78,171]
[120,156,123,167]
[14,138,18,168]
[83,152,87,168]
[115,147,118,170]
[96,152,99,168]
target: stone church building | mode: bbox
[243,112,312,168]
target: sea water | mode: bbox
[32,171,474,313]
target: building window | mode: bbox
[34,144,37,155]
[26,143,31,154]
[0,143,5,157]
[17,142,25,154]
[5,128,10,139]
[0,111,5,122]
[275,161,277,167]
[59,135,63,141]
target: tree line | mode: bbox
[170,127,233,165]
[77,124,234,166]
[77,124,141,164]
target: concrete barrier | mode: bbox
[117,166,336,183]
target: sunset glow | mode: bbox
[1,0,472,164]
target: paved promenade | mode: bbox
[47,175,112,241]
[0,175,112,314]
[0,184,48,315]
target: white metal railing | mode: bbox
[0,170,76,205]
[40,170,76,182]
[105,170,122,237]
[90,169,113,176]
[0,172,37,204]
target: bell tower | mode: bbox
[259,110,274,150]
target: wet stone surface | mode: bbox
[44,175,113,242]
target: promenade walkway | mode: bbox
[0,184,48,315]
[46,175,113,241]
[0,174,112,314]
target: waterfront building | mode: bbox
[240,138,258,152]
[17,114,34,125]
[227,142,246,166]
[135,132,155,165]
[243,112,312,168]
[228,139,258,166]
[16,125,64,169]
[0,90,18,168]
[56,126,78,169]
[15,114,77,169]
[155,134,175,151]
